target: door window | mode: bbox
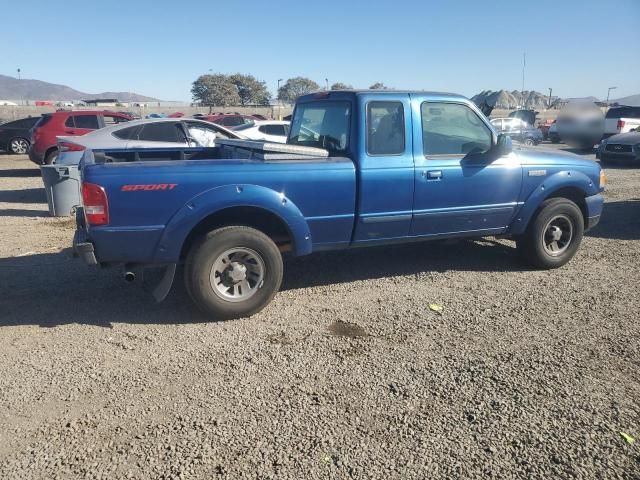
[137,122,187,143]
[112,125,140,140]
[367,101,405,155]
[73,115,100,129]
[185,121,221,146]
[421,102,492,156]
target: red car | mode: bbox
[201,114,260,128]
[29,110,132,164]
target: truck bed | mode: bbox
[81,148,357,264]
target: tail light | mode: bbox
[617,120,625,130]
[82,183,109,225]
[59,141,85,152]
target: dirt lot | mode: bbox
[0,148,638,479]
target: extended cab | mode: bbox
[73,91,605,319]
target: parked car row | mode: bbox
[489,117,543,146]
[29,110,133,164]
[0,116,41,154]
[55,118,242,165]
[0,108,289,164]
[597,128,640,166]
[231,120,290,143]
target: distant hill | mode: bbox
[472,89,640,110]
[0,74,159,102]
[611,94,640,107]
[471,90,557,110]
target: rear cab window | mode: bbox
[288,101,351,153]
[366,101,405,155]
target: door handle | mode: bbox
[423,170,442,180]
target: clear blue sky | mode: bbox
[2,0,639,101]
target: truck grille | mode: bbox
[605,144,632,153]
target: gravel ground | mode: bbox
[0,148,638,479]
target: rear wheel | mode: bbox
[8,137,29,154]
[524,138,535,146]
[44,148,58,165]
[517,198,584,269]
[184,226,283,320]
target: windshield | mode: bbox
[288,101,350,152]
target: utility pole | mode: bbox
[17,68,22,106]
[548,88,553,109]
[277,79,284,120]
[521,52,526,109]
[325,78,329,91]
[606,86,617,105]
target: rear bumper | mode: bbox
[28,145,44,164]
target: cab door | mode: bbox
[410,99,522,237]
[353,94,415,242]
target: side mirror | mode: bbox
[495,134,512,156]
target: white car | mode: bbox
[56,118,242,165]
[604,106,640,138]
[232,120,290,143]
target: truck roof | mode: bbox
[297,90,468,102]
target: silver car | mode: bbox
[56,118,242,165]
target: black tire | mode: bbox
[524,138,535,146]
[517,198,584,269]
[8,137,30,155]
[44,148,58,165]
[184,226,283,320]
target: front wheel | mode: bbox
[184,226,283,320]
[524,138,535,146]
[517,198,584,269]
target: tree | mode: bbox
[369,82,388,90]
[229,74,271,106]
[330,82,353,90]
[191,74,240,110]
[278,77,320,103]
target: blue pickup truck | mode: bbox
[74,90,605,319]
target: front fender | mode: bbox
[153,184,312,262]
[510,170,598,235]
